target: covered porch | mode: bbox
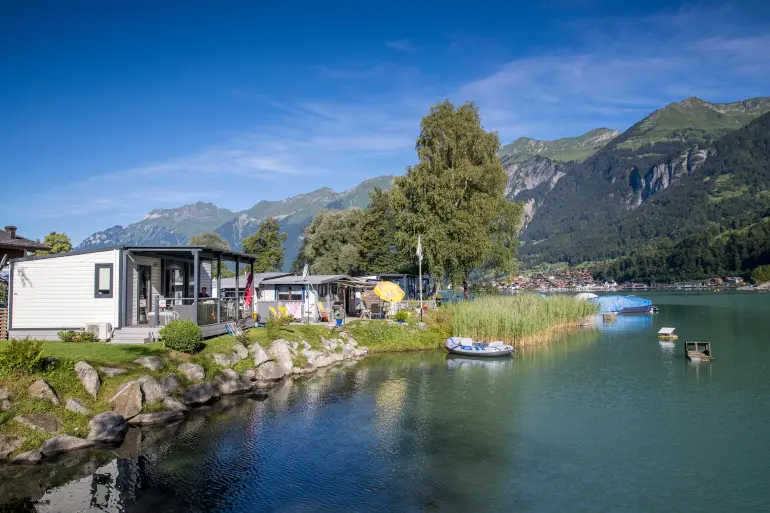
[115,246,256,341]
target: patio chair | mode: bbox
[370,303,382,320]
[278,306,290,318]
[269,306,281,319]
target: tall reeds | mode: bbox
[447,294,597,347]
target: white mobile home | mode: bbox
[8,246,256,342]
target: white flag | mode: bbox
[416,235,423,262]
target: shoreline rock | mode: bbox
[66,398,92,415]
[214,369,252,395]
[109,381,143,419]
[178,363,205,381]
[181,382,221,406]
[12,450,42,465]
[0,388,12,412]
[74,361,101,398]
[134,356,164,371]
[14,413,62,433]
[98,366,127,377]
[128,411,185,426]
[138,376,169,404]
[0,435,24,460]
[39,435,95,457]
[87,412,128,444]
[28,379,60,405]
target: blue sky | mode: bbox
[2,0,769,244]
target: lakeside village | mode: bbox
[484,268,752,292]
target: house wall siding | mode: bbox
[11,250,120,329]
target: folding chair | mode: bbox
[317,301,329,322]
[278,306,290,318]
[269,306,281,319]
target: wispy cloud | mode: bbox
[385,39,414,52]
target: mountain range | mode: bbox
[78,176,394,269]
[78,96,770,273]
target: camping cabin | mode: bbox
[7,246,256,343]
[257,274,373,321]
[685,341,713,361]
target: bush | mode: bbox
[751,265,770,284]
[159,319,203,353]
[235,332,250,346]
[394,311,409,323]
[57,329,99,343]
[265,316,291,341]
[0,338,44,375]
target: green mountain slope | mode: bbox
[501,128,619,165]
[610,97,770,151]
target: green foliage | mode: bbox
[347,320,444,353]
[394,311,409,322]
[265,316,291,341]
[448,295,596,346]
[293,209,365,274]
[0,338,44,375]
[242,217,288,272]
[292,353,309,368]
[500,128,619,166]
[390,100,522,292]
[750,264,770,284]
[189,232,231,250]
[235,332,250,346]
[159,319,203,353]
[233,359,253,373]
[37,232,72,255]
[359,188,414,274]
[57,330,98,343]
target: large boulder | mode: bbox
[0,388,12,412]
[269,340,294,375]
[12,450,42,465]
[254,361,284,380]
[251,343,270,367]
[27,379,60,405]
[0,434,24,460]
[138,376,169,404]
[342,343,356,359]
[39,434,95,457]
[313,354,337,368]
[302,349,323,364]
[178,363,205,381]
[233,343,249,360]
[65,398,92,415]
[14,413,62,433]
[109,381,143,419]
[98,366,127,377]
[88,412,128,444]
[181,382,221,406]
[74,361,101,398]
[354,347,369,358]
[163,396,189,412]
[159,374,182,393]
[214,369,252,395]
[128,411,185,426]
[134,356,164,371]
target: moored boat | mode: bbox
[589,295,655,314]
[445,337,513,357]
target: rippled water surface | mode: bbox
[3,292,770,512]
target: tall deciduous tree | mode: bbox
[390,100,522,295]
[358,188,414,275]
[189,232,230,250]
[38,232,72,255]
[293,209,364,275]
[242,217,288,272]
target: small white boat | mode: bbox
[445,337,513,357]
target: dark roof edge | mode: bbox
[11,245,257,263]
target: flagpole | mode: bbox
[417,235,423,322]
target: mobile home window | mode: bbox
[278,285,290,301]
[290,286,303,301]
[94,264,113,298]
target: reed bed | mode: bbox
[447,294,597,347]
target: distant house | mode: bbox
[1,225,50,262]
[7,245,256,342]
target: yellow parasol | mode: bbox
[373,281,405,302]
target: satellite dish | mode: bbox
[302,263,309,281]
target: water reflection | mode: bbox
[598,314,653,333]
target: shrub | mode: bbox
[394,311,409,323]
[0,338,44,375]
[292,353,309,368]
[57,329,99,343]
[235,332,250,346]
[265,316,291,341]
[159,319,203,353]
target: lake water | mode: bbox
[3,292,770,512]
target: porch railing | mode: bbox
[147,296,253,327]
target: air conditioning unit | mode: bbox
[84,323,113,341]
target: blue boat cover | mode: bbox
[589,295,652,313]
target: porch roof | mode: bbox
[261,274,375,288]
[11,245,257,263]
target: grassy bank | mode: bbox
[447,294,597,347]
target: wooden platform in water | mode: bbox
[686,341,713,361]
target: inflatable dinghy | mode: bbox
[445,337,513,357]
